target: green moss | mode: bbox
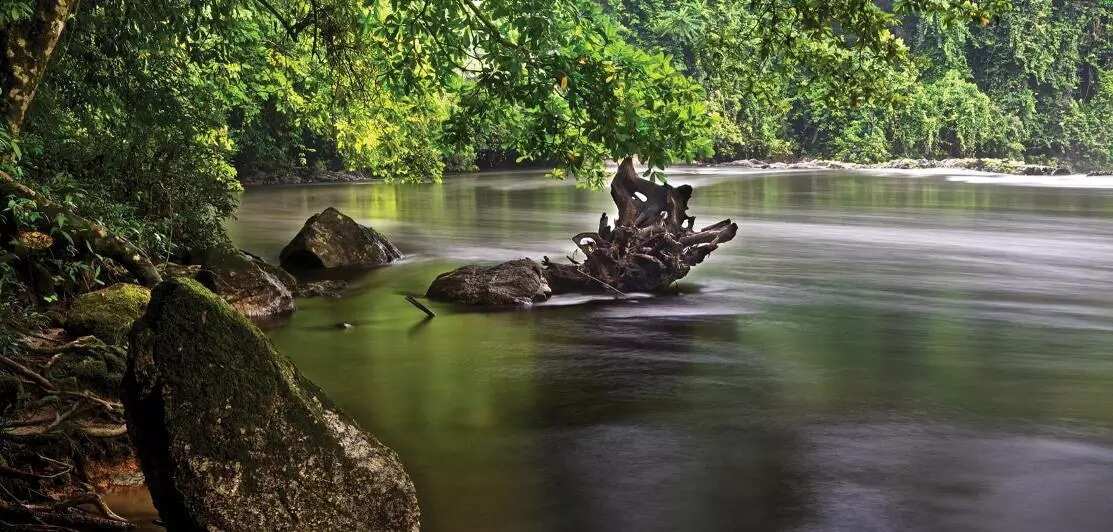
[129,278,335,472]
[46,344,126,396]
[66,283,151,345]
[126,275,420,531]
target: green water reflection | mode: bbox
[223,169,1113,531]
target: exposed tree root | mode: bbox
[0,499,134,530]
[543,157,738,294]
[0,333,135,530]
[0,170,161,287]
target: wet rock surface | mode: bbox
[202,248,297,319]
[123,278,420,531]
[280,207,402,270]
[427,258,551,306]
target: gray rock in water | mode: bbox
[202,248,297,320]
[426,258,551,306]
[123,278,420,531]
[280,207,402,270]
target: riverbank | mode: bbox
[714,157,1103,176]
[237,168,379,186]
[238,156,1107,188]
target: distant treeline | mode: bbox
[608,0,1111,171]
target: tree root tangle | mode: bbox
[0,333,135,530]
[543,157,737,294]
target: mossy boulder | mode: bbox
[280,207,402,270]
[123,278,420,531]
[427,258,552,306]
[65,283,151,344]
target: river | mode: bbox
[121,167,1113,531]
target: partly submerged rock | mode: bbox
[427,258,551,306]
[65,283,151,345]
[123,278,420,531]
[159,251,295,320]
[200,248,297,319]
[280,207,402,270]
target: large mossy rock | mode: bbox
[426,258,551,306]
[280,207,402,270]
[65,283,151,344]
[123,278,420,531]
[202,248,297,319]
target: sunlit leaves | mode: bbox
[365,0,713,184]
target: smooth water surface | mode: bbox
[154,169,1113,531]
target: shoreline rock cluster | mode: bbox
[0,206,407,530]
[154,208,400,320]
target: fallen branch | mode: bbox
[19,336,100,356]
[0,501,134,530]
[0,355,55,392]
[0,170,161,287]
[404,295,436,318]
[76,425,127,438]
[0,465,52,482]
[50,494,128,524]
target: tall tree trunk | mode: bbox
[1,0,79,135]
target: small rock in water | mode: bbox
[297,280,349,298]
[426,258,551,306]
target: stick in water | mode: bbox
[405,295,436,318]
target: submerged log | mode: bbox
[543,157,737,294]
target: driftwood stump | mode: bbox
[543,157,737,294]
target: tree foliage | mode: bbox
[1,0,1108,283]
[611,0,1110,170]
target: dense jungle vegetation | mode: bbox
[0,0,1107,310]
[613,0,1111,169]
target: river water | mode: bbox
[125,168,1113,531]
